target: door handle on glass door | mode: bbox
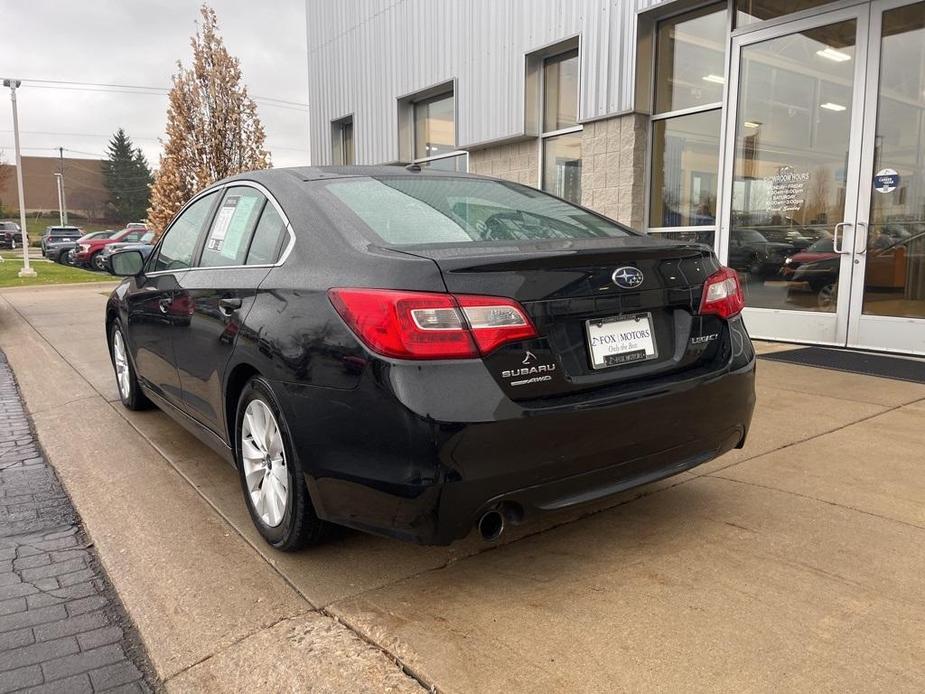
[855,222,868,255]
[832,222,852,254]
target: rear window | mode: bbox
[50,229,80,237]
[323,176,631,245]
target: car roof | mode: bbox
[217,165,480,187]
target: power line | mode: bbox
[1,129,161,142]
[20,78,309,110]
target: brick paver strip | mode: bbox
[0,352,155,692]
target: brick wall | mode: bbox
[580,113,648,229]
[468,140,538,188]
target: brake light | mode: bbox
[699,266,745,319]
[328,288,538,360]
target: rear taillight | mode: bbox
[328,288,538,360]
[699,266,745,319]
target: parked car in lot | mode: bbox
[40,226,83,255]
[106,167,756,550]
[49,230,118,264]
[74,226,150,271]
[100,232,156,272]
[727,228,796,277]
[0,221,23,249]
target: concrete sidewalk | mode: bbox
[1,283,924,693]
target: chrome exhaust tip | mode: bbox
[478,510,504,542]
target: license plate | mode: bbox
[586,313,657,369]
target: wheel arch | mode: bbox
[224,362,261,456]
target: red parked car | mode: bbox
[75,227,150,271]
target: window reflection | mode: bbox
[730,20,857,313]
[655,4,727,114]
[735,0,842,28]
[413,93,455,159]
[543,50,579,131]
[542,132,582,204]
[862,2,925,320]
[650,111,721,228]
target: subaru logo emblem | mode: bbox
[612,266,644,289]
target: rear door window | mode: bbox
[153,192,218,273]
[199,187,265,268]
[245,203,287,265]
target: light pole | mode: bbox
[3,78,35,278]
[54,173,65,225]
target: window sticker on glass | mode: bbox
[221,195,258,259]
[208,196,238,252]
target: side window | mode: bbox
[153,192,217,273]
[246,204,287,265]
[199,187,265,268]
[122,231,144,243]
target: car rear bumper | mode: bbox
[276,320,756,545]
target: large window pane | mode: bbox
[414,93,455,159]
[541,132,582,204]
[332,118,354,165]
[650,110,721,228]
[655,4,727,114]
[862,2,925,320]
[343,121,354,165]
[543,49,579,132]
[736,0,840,28]
[729,20,857,313]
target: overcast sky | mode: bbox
[0,0,310,169]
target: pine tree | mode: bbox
[102,129,153,224]
[148,4,270,232]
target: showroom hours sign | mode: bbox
[765,166,809,213]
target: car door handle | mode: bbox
[219,297,242,314]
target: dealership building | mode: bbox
[306,0,925,355]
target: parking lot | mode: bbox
[1,282,923,693]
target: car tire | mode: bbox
[235,376,326,551]
[56,252,69,265]
[91,252,106,272]
[108,321,152,411]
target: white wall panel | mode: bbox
[306,0,676,164]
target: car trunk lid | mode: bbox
[390,237,726,399]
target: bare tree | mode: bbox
[148,4,270,232]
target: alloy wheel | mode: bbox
[241,399,289,528]
[112,329,131,400]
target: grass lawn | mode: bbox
[0,259,117,288]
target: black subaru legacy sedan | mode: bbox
[106,166,755,550]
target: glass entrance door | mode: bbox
[847,0,925,354]
[720,5,870,345]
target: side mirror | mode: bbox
[110,249,145,277]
